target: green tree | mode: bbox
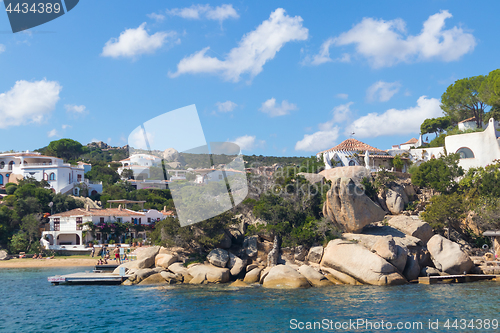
[420,116,452,137]
[85,165,120,186]
[441,76,488,127]
[480,69,500,110]
[45,138,85,161]
[121,169,134,180]
[421,193,464,238]
[392,155,404,171]
[411,154,464,193]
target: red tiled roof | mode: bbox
[318,139,385,154]
[51,208,144,218]
[458,116,476,124]
[400,138,418,145]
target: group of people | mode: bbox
[31,253,54,260]
[93,245,128,266]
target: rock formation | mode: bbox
[427,235,474,275]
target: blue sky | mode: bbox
[0,1,499,156]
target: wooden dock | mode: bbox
[48,272,129,285]
[418,274,499,285]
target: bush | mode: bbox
[421,193,465,232]
[5,185,17,195]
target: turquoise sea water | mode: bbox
[1,267,500,333]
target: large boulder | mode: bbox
[113,257,154,273]
[262,265,310,289]
[168,263,193,283]
[294,245,308,261]
[307,246,324,264]
[323,177,386,233]
[227,253,246,276]
[188,264,230,283]
[243,267,262,283]
[297,172,324,184]
[138,273,168,285]
[243,236,258,257]
[370,235,398,261]
[207,248,229,268]
[320,239,407,286]
[320,166,371,187]
[388,216,434,245]
[427,235,474,275]
[297,265,332,287]
[137,246,160,268]
[155,253,178,268]
[402,253,420,281]
[385,188,405,215]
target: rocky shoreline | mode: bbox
[115,213,483,288]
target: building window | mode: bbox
[457,147,475,159]
[96,233,101,240]
[49,173,56,181]
[148,217,151,223]
[348,160,356,166]
[77,174,82,182]
[100,217,104,223]
[76,217,83,230]
[139,218,142,225]
[54,218,60,231]
[43,173,48,181]
[117,217,122,223]
[8,161,14,170]
[0,161,4,169]
[0,174,3,185]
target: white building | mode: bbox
[0,152,102,195]
[117,154,162,179]
[194,168,245,184]
[41,205,174,249]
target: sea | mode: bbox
[1,267,499,333]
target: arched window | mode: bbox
[43,173,48,181]
[8,161,14,170]
[456,147,474,159]
[348,160,356,166]
[49,173,56,181]
[0,161,4,169]
[0,174,3,185]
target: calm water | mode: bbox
[1,267,499,333]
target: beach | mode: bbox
[0,257,97,268]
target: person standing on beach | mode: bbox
[113,246,121,264]
[90,246,95,258]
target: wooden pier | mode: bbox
[48,272,129,285]
[418,274,499,285]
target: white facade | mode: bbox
[42,206,172,249]
[0,152,101,195]
[446,118,500,170]
[118,154,162,179]
[408,147,446,166]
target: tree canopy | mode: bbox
[44,138,86,161]
[411,154,464,193]
[420,116,452,136]
[441,76,488,128]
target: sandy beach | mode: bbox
[0,257,98,268]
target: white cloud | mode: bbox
[260,98,297,117]
[65,104,87,114]
[366,81,401,102]
[231,135,264,151]
[0,79,61,129]
[0,44,5,54]
[166,4,239,22]
[147,12,165,22]
[216,100,237,112]
[169,8,309,82]
[61,124,71,130]
[336,93,348,99]
[101,23,179,59]
[347,96,442,138]
[47,129,59,138]
[317,10,475,68]
[295,102,354,152]
[303,39,350,66]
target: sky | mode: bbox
[0,1,499,157]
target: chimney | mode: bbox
[85,204,90,212]
[118,204,122,211]
[163,206,166,213]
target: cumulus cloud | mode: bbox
[0,79,61,129]
[315,10,475,68]
[366,81,401,102]
[216,100,237,112]
[169,8,309,82]
[47,129,59,138]
[101,23,179,59]
[147,12,165,22]
[347,96,442,138]
[295,102,354,152]
[166,4,239,22]
[231,135,264,151]
[65,104,87,114]
[304,38,350,65]
[0,44,5,54]
[260,98,297,117]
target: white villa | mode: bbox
[41,205,174,250]
[317,138,410,172]
[117,153,162,179]
[194,168,246,184]
[0,152,102,196]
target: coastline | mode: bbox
[0,258,97,268]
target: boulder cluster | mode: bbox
[116,214,475,288]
